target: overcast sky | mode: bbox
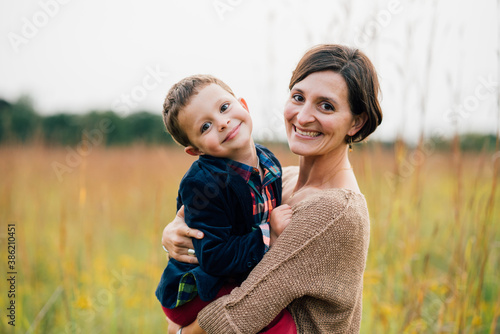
[1,0,498,143]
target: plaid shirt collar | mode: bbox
[226,147,281,187]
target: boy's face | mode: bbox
[179,84,253,161]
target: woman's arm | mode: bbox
[163,203,292,263]
[198,192,369,333]
[162,206,203,265]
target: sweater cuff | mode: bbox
[198,297,238,334]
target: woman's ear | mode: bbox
[238,97,249,112]
[184,146,204,156]
[348,113,368,137]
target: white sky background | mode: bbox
[0,0,498,143]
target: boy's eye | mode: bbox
[220,103,229,113]
[201,122,211,133]
[292,94,304,102]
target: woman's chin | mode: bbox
[288,141,317,156]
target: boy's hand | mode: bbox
[162,206,204,264]
[269,204,292,247]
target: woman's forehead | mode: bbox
[293,71,348,101]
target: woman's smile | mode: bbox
[293,125,322,139]
[285,71,354,157]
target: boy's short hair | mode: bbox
[163,74,235,147]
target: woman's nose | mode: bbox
[296,103,315,125]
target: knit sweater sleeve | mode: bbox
[198,189,370,334]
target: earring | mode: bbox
[348,137,353,153]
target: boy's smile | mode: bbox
[179,84,255,164]
[222,122,241,143]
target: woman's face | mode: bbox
[284,70,359,157]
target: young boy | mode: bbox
[155,75,296,333]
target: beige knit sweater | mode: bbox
[198,184,370,333]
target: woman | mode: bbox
[162,44,382,333]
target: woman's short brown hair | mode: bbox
[289,44,383,142]
[162,74,235,147]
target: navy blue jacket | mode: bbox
[156,144,282,309]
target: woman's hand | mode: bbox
[269,204,292,246]
[166,317,181,334]
[166,316,207,334]
[162,206,204,264]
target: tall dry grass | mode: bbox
[0,143,498,333]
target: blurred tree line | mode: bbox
[0,95,497,151]
[0,96,174,146]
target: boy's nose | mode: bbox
[218,118,231,131]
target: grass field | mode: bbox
[0,143,499,333]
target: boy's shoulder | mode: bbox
[182,157,227,182]
[179,156,236,193]
[179,143,281,189]
[177,156,251,208]
[255,143,274,157]
[255,143,281,171]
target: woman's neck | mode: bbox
[296,147,352,191]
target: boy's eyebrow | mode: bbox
[212,96,228,109]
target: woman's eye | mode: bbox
[201,122,211,133]
[220,103,229,113]
[292,94,304,102]
[321,102,334,112]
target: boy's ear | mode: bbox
[238,97,249,112]
[184,146,204,156]
[348,113,368,137]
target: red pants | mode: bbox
[162,284,296,333]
